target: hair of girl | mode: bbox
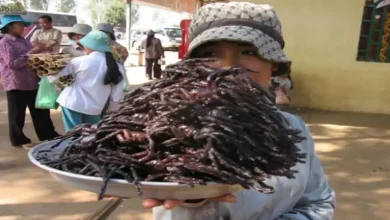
[103,52,123,85]
[109,32,115,41]
[146,34,153,47]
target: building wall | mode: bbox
[240,0,390,114]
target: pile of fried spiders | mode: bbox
[37,59,306,200]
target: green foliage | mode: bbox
[29,0,49,11]
[87,0,108,27]
[13,0,75,13]
[104,0,139,28]
[85,0,139,28]
[129,4,140,27]
[104,0,126,27]
[57,0,76,13]
[15,0,28,8]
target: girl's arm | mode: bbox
[47,60,75,83]
[0,43,29,70]
[276,120,336,220]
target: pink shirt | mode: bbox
[0,34,39,91]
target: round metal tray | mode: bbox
[28,140,243,200]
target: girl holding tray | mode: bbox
[140,2,336,220]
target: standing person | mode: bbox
[141,30,165,80]
[97,23,130,95]
[97,23,129,64]
[48,31,125,132]
[30,15,62,54]
[0,15,59,149]
[57,24,92,91]
[61,24,92,57]
[136,2,335,220]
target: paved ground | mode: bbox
[0,61,389,219]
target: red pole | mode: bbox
[179,0,230,59]
[179,19,192,60]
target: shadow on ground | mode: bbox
[291,109,390,219]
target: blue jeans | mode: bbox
[61,107,101,132]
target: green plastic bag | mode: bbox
[123,81,130,92]
[35,76,59,109]
[122,68,130,92]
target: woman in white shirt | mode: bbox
[139,2,336,220]
[49,30,124,131]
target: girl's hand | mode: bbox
[142,194,237,210]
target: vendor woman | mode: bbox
[48,30,125,131]
[139,2,336,220]
[0,15,59,149]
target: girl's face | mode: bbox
[8,22,25,37]
[71,34,85,43]
[192,41,275,86]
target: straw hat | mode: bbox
[0,15,31,29]
[187,2,290,76]
[79,30,110,52]
[68,24,92,39]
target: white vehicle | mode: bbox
[130,26,182,51]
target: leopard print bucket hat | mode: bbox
[187,2,290,76]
